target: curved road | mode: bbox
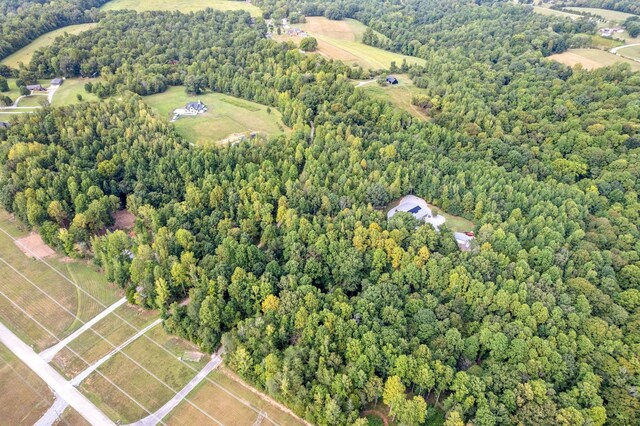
[0,321,114,426]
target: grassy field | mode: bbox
[0,344,54,424]
[280,17,425,70]
[590,34,624,49]
[0,24,97,68]
[52,304,158,379]
[166,367,305,426]
[80,325,204,423]
[0,210,120,351]
[17,94,48,107]
[50,78,101,107]
[358,75,430,121]
[427,204,475,233]
[549,48,640,71]
[565,7,637,22]
[617,44,640,60]
[101,0,262,16]
[532,6,581,19]
[143,87,287,145]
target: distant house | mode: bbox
[388,201,432,221]
[26,84,45,91]
[0,122,10,129]
[454,232,475,251]
[185,101,207,114]
[386,75,398,85]
[50,78,63,86]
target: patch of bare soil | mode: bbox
[15,233,55,259]
[112,209,135,230]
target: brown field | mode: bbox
[112,209,135,230]
[54,407,91,426]
[0,344,54,424]
[549,48,640,71]
[15,233,55,259]
[166,367,305,426]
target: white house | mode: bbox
[454,232,475,251]
[185,101,207,114]
[387,201,432,221]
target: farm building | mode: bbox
[185,101,207,114]
[386,75,398,84]
[50,78,63,86]
[26,84,45,91]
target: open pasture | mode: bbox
[101,0,262,16]
[549,48,640,71]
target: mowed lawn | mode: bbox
[166,367,305,426]
[51,304,158,379]
[50,78,101,107]
[564,7,637,22]
[0,23,97,68]
[80,325,206,423]
[0,210,121,351]
[549,48,640,71]
[618,44,640,61]
[101,0,262,16]
[282,17,426,70]
[0,344,54,424]
[359,75,430,121]
[144,87,287,145]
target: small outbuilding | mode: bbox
[454,232,475,251]
[386,75,398,85]
[50,78,63,86]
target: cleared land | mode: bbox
[565,7,637,22]
[532,6,581,19]
[166,367,305,426]
[617,44,640,60]
[359,75,430,121]
[0,343,54,424]
[79,325,205,423]
[281,17,425,70]
[17,94,48,107]
[51,79,101,107]
[101,0,262,16]
[549,48,640,71]
[144,87,287,146]
[0,210,120,351]
[1,24,97,68]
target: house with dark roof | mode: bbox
[386,75,398,85]
[0,122,10,129]
[26,84,45,91]
[50,78,63,86]
[185,101,207,114]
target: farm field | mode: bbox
[0,210,120,351]
[532,6,581,19]
[358,75,430,121]
[283,17,426,70]
[79,324,206,423]
[549,48,640,71]
[144,87,288,145]
[51,78,101,107]
[0,344,54,424]
[617,44,640,60]
[565,7,637,22]
[166,367,305,426]
[101,0,262,16]
[0,23,97,68]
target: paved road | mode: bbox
[126,354,223,426]
[0,321,114,426]
[40,297,127,362]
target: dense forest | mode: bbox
[0,0,108,60]
[1,1,640,425]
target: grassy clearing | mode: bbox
[1,24,97,69]
[56,407,91,426]
[0,78,50,104]
[51,79,101,107]
[282,17,425,70]
[564,7,637,22]
[532,6,581,19]
[80,325,203,423]
[51,304,158,379]
[427,204,475,233]
[0,344,54,424]
[618,44,640,60]
[166,367,305,426]
[101,0,262,16]
[359,75,430,121]
[143,87,287,145]
[590,34,624,49]
[0,210,120,351]
[549,48,640,71]
[17,95,48,107]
